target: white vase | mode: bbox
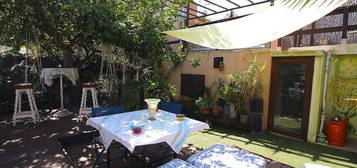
[144,98,161,120]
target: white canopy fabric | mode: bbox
[164,0,347,49]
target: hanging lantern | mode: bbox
[133,65,142,81]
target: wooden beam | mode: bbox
[202,0,228,10]
[179,9,196,17]
[189,14,250,27]
[167,40,181,44]
[191,1,217,13]
[226,0,240,7]
[182,6,207,16]
[246,0,255,4]
[188,0,270,21]
[342,7,349,38]
[290,25,357,36]
[310,22,315,46]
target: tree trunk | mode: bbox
[63,49,74,68]
[62,48,81,111]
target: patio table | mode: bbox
[86,110,209,153]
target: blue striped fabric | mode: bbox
[187,144,267,168]
[159,159,197,168]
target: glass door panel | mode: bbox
[269,57,314,140]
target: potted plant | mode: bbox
[211,104,221,115]
[327,114,348,146]
[195,84,217,115]
[327,60,357,146]
[195,97,211,115]
[217,75,247,120]
[245,57,265,132]
[245,57,265,110]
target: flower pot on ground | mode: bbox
[195,97,212,115]
[217,76,245,120]
[223,103,236,119]
[201,108,211,115]
[195,84,217,116]
[327,118,348,146]
[250,99,263,133]
[211,106,221,115]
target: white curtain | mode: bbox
[164,0,347,49]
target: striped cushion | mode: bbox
[159,159,197,168]
[300,163,332,168]
[187,144,267,168]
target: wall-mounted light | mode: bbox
[214,57,224,71]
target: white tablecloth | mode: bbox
[40,68,79,86]
[86,110,209,153]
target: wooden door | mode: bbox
[268,57,314,140]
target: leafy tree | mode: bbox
[0,0,188,68]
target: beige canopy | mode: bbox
[164,0,347,49]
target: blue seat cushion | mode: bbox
[187,144,267,168]
[158,101,183,114]
[91,105,125,117]
[159,159,197,168]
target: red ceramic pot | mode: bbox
[327,120,348,146]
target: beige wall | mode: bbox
[167,49,273,130]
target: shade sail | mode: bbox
[164,0,347,49]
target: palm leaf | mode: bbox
[282,0,346,9]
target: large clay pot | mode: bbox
[327,120,348,146]
[201,108,211,115]
[211,107,220,115]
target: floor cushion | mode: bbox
[159,159,197,168]
[187,144,267,168]
[300,163,332,168]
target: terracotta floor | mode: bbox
[0,112,197,168]
[0,111,293,168]
[0,112,92,168]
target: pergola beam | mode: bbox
[179,9,197,17]
[191,1,217,13]
[183,6,208,16]
[187,0,270,21]
[202,0,229,10]
[226,0,240,7]
[246,0,255,4]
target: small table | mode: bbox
[40,68,79,117]
[86,110,209,154]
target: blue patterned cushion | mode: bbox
[159,159,197,168]
[187,144,267,168]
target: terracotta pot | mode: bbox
[201,108,211,115]
[212,107,220,114]
[327,120,348,146]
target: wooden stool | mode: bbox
[13,83,40,126]
[79,83,98,116]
